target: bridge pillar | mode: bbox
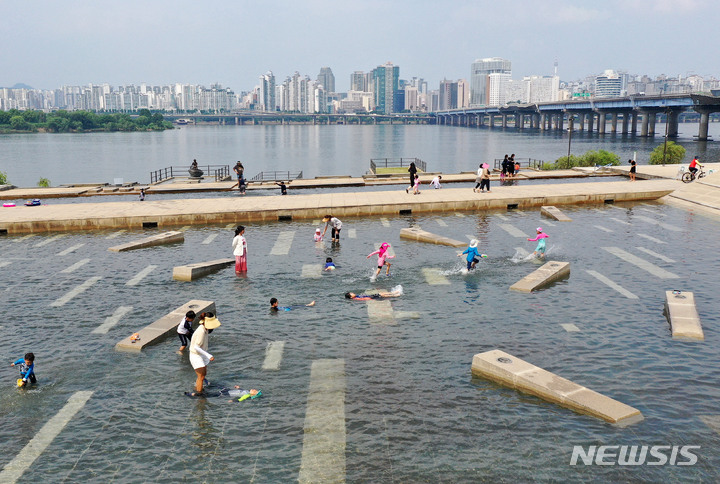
[534,114,540,129]
[597,112,606,134]
[631,112,638,133]
[557,114,563,131]
[610,113,618,133]
[587,113,594,132]
[517,114,524,129]
[577,113,584,131]
[539,114,546,131]
[647,112,656,136]
[621,112,629,134]
[502,114,508,128]
[697,109,710,141]
[568,115,574,133]
[667,110,679,137]
[489,114,495,127]
[640,112,649,136]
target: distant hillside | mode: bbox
[0,83,34,90]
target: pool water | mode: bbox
[0,201,719,482]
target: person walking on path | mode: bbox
[629,159,636,182]
[478,163,491,192]
[430,175,442,189]
[233,161,244,188]
[408,161,418,188]
[322,215,342,243]
[232,225,247,274]
[473,164,483,192]
[188,312,221,396]
[501,154,510,179]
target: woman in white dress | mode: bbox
[188,312,221,395]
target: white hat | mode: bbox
[469,239,478,248]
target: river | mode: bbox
[1,122,719,187]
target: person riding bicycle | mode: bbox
[689,156,702,176]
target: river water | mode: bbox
[1,122,719,188]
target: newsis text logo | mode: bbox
[570,445,700,466]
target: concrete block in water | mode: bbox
[108,231,184,252]
[471,349,643,424]
[172,258,234,281]
[399,227,466,248]
[664,290,704,340]
[115,300,215,352]
[510,261,570,292]
[541,205,572,222]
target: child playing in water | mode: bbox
[345,285,403,300]
[367,243,395,279]
[176,310,196,354]
[457,239,485,270]
[527,227,549,259]
[11,352,36,387]
[324,257,336,271]
[314,228,323,242]
[270,298,316,311]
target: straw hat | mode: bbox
[470,239,478,248]
[203,315,221,329]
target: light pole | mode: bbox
[662,108,670,165]
[567,114,573,166]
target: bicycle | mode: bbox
[681,167,706,183]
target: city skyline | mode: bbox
[2,0,718,92]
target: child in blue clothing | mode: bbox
[324,257,336,271]
[458,239,485,270]
[11,352,36,387]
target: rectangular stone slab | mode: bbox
[172,258,234,281]
[510,261,570,292]
[108,231,184,252]
[399,227,466,248]
[115,300,215,352]
[541,205,572,221]
[665,290,704,340]
[471,349,643,424]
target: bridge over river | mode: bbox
[436,93,720,140]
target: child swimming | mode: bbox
[270,297,316,311]
[345,285,403,300]
[367,243,395,280]
[11,352,36,388]
[324,257,336,271]
[527,227,549,259]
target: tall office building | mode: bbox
[372,62,400,114]
[317,67,335,93]
[350,71,366,92]
[487,73,511,106]
[258,71,276,112]
[595,70,622,97]
[457,79,470,108]
[439,79,458,110]
[470,57,511,106]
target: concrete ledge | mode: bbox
[399,227,466,248]
[510,261,570,292]
[541,205,572,222]
[115,300,215,352]
[108,231,184,252]
[172,258,235,281]
[471,349,643,424]
[664,290,704,340]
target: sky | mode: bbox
[1,0,717,92]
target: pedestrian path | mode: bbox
[270,231,295,255]
[602,247,678,279]
[262,341,285,370]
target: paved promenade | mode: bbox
[0,179,678,234]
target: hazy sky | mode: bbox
[2,0,717,92]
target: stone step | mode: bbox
[108,231,184,252]
[399,227,466,248]
[540,205,572,222]
[172,258,235,281]
[115,300,215,352]
[664,290,704,340]
[471,349,643,425]
[510,261,570,292]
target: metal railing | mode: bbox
[250,171,303,182]
[150,164,231,184]
[369,157,426,174]
[493,158,544,170]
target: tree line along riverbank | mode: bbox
[0,109,173,133]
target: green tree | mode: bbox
[0,171,8,185]
[649,141,686,165]
[37,177,51,187]
[0,111,11,124]
[10,116,30,131]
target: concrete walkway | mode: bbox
[0,179,678,234]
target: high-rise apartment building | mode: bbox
[487,73,511,106]
[470,57,511,106]
[457,79,470,108]
[317,67,335,93]
[258,71,276,112]
[439,79,458,110]
[372,62,400,114]
[350,71,366,92]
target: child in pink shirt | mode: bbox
[367,242,395,279]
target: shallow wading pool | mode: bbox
[0,201,718,482]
